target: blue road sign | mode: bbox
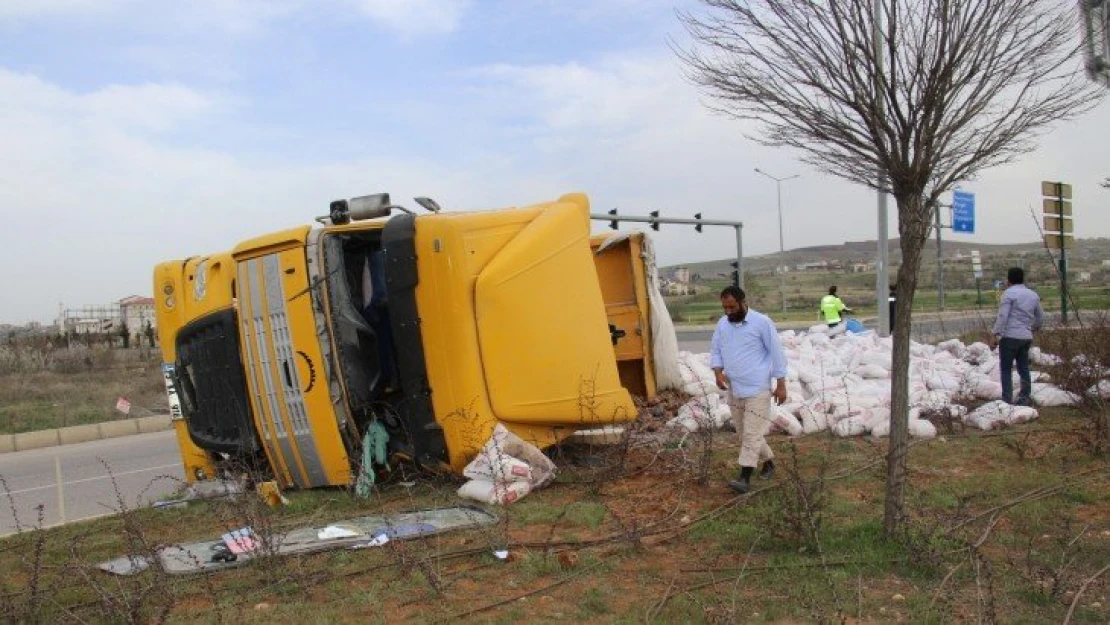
[952,190,975,233]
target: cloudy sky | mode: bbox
[1,0,1107,324]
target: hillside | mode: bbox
[665,237,1110,278]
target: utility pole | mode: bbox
[755,168,799,314]
[873,3,890,337]
[933,200,945,310]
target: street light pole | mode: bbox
[755,168,799,314]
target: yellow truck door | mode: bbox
[591,232,658,399]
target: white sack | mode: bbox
[1029,347,1062,367]
[772,407,804,436]
[1088,380,1110,399]
[858,352,892,370]
[908,419,937,439]
[833,416,868,437]
[854,364,890,379]
[466,423,556,487]
[463,451,533,484]
[1031,382,1080,407]
[457,479,532,505]
[683,379,720,397]
[964,400,1038,431]
[799,406,829,433]
[870,419,891,437]
[863,407,891,430]
[968,376,1003,400]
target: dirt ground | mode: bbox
[1,404,1107,624]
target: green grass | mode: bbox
[0,349,167,434]
[508,499,608,529]
[0,412,1107,623]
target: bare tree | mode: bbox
[676,0,1104,536]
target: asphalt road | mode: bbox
[0,430,183,536]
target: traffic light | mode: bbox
[729,261,740,288]
[649,210,660,231]
[608,208,618,230]
[694,213,702,233]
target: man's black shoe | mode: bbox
[728,475,751,494]
[759,460,775,480]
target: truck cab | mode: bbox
[154,192,667,488]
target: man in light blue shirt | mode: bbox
[711,286,788,494]
[992,267,1044,405]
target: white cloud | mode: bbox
[0,0,468,37]
[461,52,1110,272]
[0,43,1106,324]
[0,67,528,323]
[0,70,217,132]
[351,0,470,35]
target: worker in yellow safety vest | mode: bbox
[819,286,853,327]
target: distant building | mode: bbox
[58,302,118,335]
[662,280,692,296]
[119,296,156,335]
[57,295,157,338]
[795,261,829,271]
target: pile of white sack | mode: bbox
[667,324,1091,438]
[457,424,557,505]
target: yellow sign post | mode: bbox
[1040,181,1074,322]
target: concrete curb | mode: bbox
[5,414,174,453]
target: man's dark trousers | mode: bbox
[999,337,1032,404]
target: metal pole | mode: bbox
[735,225,745,291]
[1057,183,1068,324]
[934,200,945,311]
[874,4,890,337]
[755,168,797,313]
[776,181,786,313]
[55,455,66,524]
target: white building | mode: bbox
[119,295,155,334]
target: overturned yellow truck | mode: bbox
[154,192,677,489]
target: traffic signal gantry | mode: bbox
[593,210,745,289]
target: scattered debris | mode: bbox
[151,478,246,510]
[97,505,498,576]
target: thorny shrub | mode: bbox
[1037,311,1110,455]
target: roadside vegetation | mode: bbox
[666,272,1110,326]
[1,401,1106,623]
[0,337,165,434]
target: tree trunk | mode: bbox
[883,194,933,536]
